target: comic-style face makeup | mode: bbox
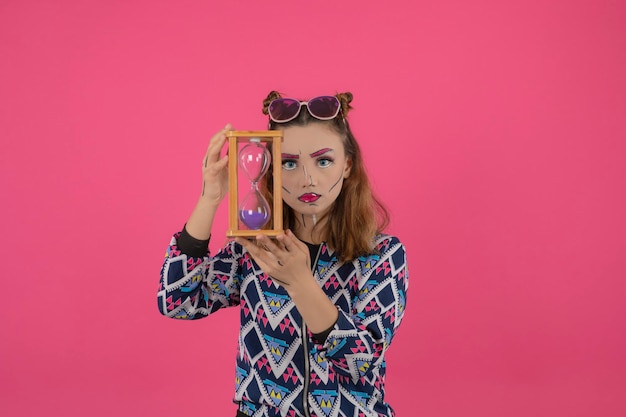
[279,124,352,221]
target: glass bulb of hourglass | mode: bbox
[238,138,271,230]
[239,139,270,182]
[239,189,270,230]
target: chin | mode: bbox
[303,206,331,218]
[288,203,322,216]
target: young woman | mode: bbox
[158,91,409,417]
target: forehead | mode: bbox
[280,124,344,154]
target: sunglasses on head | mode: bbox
[268,96,341,123]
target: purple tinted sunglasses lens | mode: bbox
[307,96,340,119]
[269,98,301,122]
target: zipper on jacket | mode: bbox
[302,244,322,417]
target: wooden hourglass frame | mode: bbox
[226,130,283,237]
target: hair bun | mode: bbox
[262,90,282,115]
[335,92,353,116]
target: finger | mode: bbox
[273,234,288,252]
[239,237,274,259]
[236,238,266,264]
[235,237,254,251]
[206,125,228,153]
[256,235,280,254]
[275,233,292,252]
[236,238,282,278]
[275,241,287,252]
[284,230,308,254]
[204,124,231,166]
[214,154,229,170]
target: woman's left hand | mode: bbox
[235,229,312,289]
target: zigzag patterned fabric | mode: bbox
[158,232,409,417]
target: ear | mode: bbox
[343,157,353,179]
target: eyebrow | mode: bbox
[281,148,334,159]
[309,148,333,158]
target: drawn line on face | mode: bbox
[282,186,291,194]
[328,172,344,193]
[303,165,309,184]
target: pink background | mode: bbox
[1,0,625,416]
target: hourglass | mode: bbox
[239,138,270,229]
[226,130,283,237]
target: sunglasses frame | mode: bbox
[268,96,341,123]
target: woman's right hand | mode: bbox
[184,124,231,240]
[199,124,231,206]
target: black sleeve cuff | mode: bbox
[312,317,338,345]
[177,225,210,257]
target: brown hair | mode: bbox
[262,90,389,262]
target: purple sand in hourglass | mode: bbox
[239,210,270,230]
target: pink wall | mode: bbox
[1,1,625,416]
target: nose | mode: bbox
[300,164,315,188]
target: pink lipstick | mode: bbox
[298,193,321,203]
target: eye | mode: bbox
[317,158,333,168]
[282,159,298,170]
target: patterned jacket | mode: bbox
[157,232,409,417]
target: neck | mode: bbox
[293,213,326,244]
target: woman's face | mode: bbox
[279,123,351,219]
